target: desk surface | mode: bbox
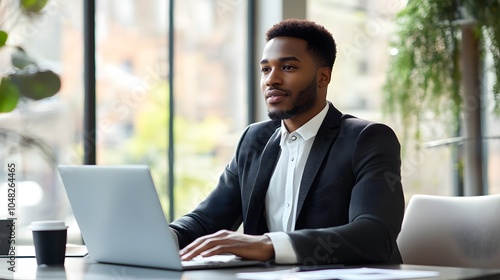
[1,257,500,280]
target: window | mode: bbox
[308,0,500,197]
[95,0,248,218]
[0,0,248,244]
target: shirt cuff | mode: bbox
[265,232,299,264]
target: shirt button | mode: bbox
[291,135,297,141]
[287,203,290,207]
[291,157,295,161]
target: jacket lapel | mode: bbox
[244,128,281,234]
[295,103,343,219]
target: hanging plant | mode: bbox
[383,0,500,140]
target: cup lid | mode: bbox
[29,220,68,231]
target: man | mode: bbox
[170,19,405,265]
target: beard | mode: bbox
[268,77,317,120]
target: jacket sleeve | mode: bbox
[287,122,405,265]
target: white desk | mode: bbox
[2,256,500,280]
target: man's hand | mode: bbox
[179,230,275,262]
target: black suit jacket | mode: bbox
[170,103,405,265]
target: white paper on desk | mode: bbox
[236,267,439,280]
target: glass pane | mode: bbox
[0,0,84,244]
[484,52,500,194]
[173,0,248,217]
[95,0,248,219]
[94,0,170,213]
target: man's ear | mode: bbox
[317,67,332,88]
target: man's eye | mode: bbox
[283,65,295,70]
[261,67,270,73]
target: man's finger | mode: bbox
[180,230,231,253]
[179,231,274,262]
[180,232,232,260]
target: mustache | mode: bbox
[267,86,288,92]
[265,87,291,96]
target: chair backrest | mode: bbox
[397,194,500,268]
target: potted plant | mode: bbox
[1,0,61,163]
[0,0,61,113]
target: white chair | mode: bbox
[397,194,500,268]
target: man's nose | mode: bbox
[264,69,282,86]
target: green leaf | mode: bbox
[0,30,8,48]
[21,0,49,14]
[0,78,20,113]
[9,68,61,100]
[11,47,37,69]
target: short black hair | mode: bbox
[266,19,337,69]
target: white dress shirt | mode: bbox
[265,103,329,264]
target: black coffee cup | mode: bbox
[29,221,68,266]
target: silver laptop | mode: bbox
[58,165,261,270]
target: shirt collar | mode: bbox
[279,102,330,145]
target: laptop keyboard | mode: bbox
[184,254,241,264]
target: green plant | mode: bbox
[0,0,61,113]
[383,0,500,139]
